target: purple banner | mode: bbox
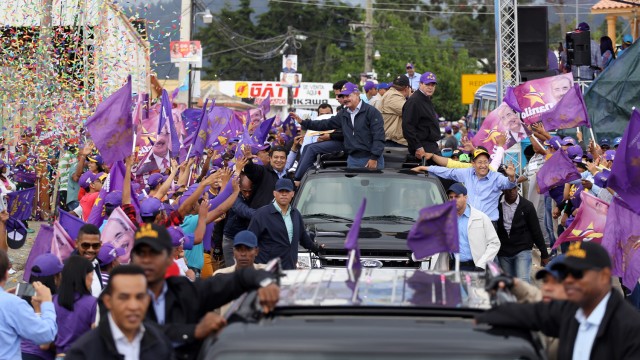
[6,187,36,221]
[608,109,640,214]
[602,198,640,289]
[23,225,53,281]
[58,208,87,240]
[536,150,581,194]
[539,84,590,130]
[471,102,528,154]
[505,73,574,125]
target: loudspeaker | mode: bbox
[517,6,549,71]
[565,31,591,66]
[520,70,559,82]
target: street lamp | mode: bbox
[374,50,381,60]
[198,9,213,24]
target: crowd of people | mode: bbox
[0,46,638,359]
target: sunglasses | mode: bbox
[337,94,347,99]
[80,242,101,250]
[558,267,600,281]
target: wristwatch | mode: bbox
[259,277,275,288]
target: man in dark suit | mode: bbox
[247,179,323,270]
[477,242,640,359]
[66,265,173,360]
[496,186,550,283]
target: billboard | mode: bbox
[461,74,496,104]
[170,40,202,63]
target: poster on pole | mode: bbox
[170,41,202,63]
[280,73,302,88]
[280,55,301,88]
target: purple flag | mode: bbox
[51,221,75,263]
[602,198,640,289]
[344,198,366,270]
[281,115,298,143]
[259,95,271,117]
[23,225,53,281]
[607,109,640,214]
[252,116,276,145]
[58,208,87,240]
[504,86,523,113]
[407,201,459,259]
[554,192,608,249]
[539,84,590,131]
[205,107,234,149]
[181,108,204,137]
[6,187,36,220]
[535,150,581,194]
[158,89,180,155]
[182,99,210,161]
[85,76,133,165]
[87,161,141,226]
[235,127,257,161]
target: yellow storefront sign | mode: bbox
[461,74,496,104]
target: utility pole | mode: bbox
[363,0,374,74]
[178,0,192,105]
[286,26,296,111]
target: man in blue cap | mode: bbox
[402,71,441,159]
[293,82,386,170]
[248,179,323,270]
[618,34,633,56]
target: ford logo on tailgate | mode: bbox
[360,259,383,268]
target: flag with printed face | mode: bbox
[504,73,574,125]
[5,187,36,220]
[536,150,581,194]
[554,192,609,249]
[539,84,590,130]
[407,201,459,259]
[602,198,640,289]
[85,76,133,165]
[607,109,640,214]
[23,225,53,281]
[58,208,87,240]
[101,207,136,263]
[50,221,75,262]
[281,115,298,143]
[471,102,528,154]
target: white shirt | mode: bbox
[90,259,102,297]
[572,292,611,360]
[346,100,362,128]
[153,153,170,173]
[501,195,520,234]
[108,313,145,360]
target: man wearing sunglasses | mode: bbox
[477,242,640,359]
[73,224,105,297]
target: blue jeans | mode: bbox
[347,155,384,169]
[498,250,532,283]
[544,196,556,248]
[294,140,344,180]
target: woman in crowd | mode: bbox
[600,36,616,70]
[53,256,98,358]
[20,253,64,360]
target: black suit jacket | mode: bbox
[243,161,294,209]
[66,318,173,360]
[145,268,273,360]
[477,290,640,359]
[496,195,549,259]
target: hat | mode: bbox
[274,178,294,192]
[376,82,390,90]
[576,22,590,31]
[623,34,633,44]
[147,173,168,189]
[338,82,359,96]
[420,72,437,85]
[593,170,609,188]
[544,136,563,150]
[567,145,583,162]
[535,255,566,280]
[604,149,616,161]
[599,138,610,147]
[6,218,27,249]
[451,123,460,129]
[87,154,104,166]
[167,226,186,248]
[472,148,490,161]
[447,183,467,196]
[561,136,575,146]
[444,126,452,134]
[551,242,611,272]
[78,171,94,190]
[31,253,64,277]
[251,143,270,155]
[363,81,376,92]
[405,62,414,69]
[97,243,126,265]
[441,148,453,158]
[585,153,594,161]
[234,230,258,248]
[459,154,471,163]
[392,74,410,87]
[613,136,622,147]
[133,223,173,254]
[104,191,122,207]
[140,197,164,217]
